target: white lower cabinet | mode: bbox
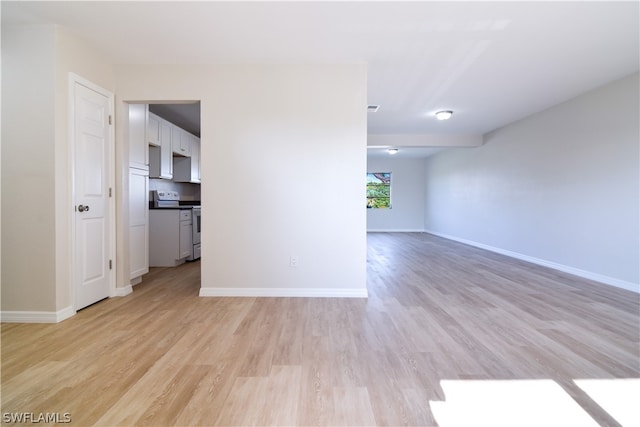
[180,217,193,259]
[149,209,192,267]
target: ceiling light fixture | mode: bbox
[368,105,380,112]
[435,110,453,121]
[387,148,399,155]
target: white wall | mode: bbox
[424,73,639,291]
[206,65,367,296]
[1,25,57,311]
[367,157,425,231]
[1,24,116,316]
[54,26,116,310]
[114,64,368,297]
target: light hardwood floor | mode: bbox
[2,233,638,426]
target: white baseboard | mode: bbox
[1,305,75,323]
[424,230,639,294]
[367,229,425,233]
[113,285,133,297]
[199,287,368,298]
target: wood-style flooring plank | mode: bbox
[2,233,638,426]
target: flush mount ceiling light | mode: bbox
[387,148,399,155]
[367,105,380,112]
[435,110,453,121]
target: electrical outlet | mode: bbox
[289,256,299,268]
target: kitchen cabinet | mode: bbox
[172,125,191,157]
[173,133,201,183]
[149,209,192,267]
[128,103,149,283]
[147,110,161,146]
[129,168,149,279]
[149,114,173,179]
[193,135,201,182]
[129,104,149,169]
[179,213,193,259]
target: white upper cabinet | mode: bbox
[191,135,201,183]
[148,107,200,182]
[149,114,173,179]
[172,125,191,157]
[173,132,201,183]
[129,104,148,170]
[147,111,161,147]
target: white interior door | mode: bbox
[73,79,112,310]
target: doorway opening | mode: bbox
[127,101,202,293]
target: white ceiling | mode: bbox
[3,1,638,142]
[149,102,201,137]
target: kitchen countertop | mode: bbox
[149,202,201,209]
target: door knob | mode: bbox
[78,205,90,212]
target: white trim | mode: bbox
[1,306,75,323]
[199,287,368,298]
[113,285,133,297]
[68,73,117,310]
[367,229,425,233]
[425,230,640,294]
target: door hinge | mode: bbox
[109,259,113,270]
[109,187,112,197]
[108,115,113,125]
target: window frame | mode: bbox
[366,172,392,209]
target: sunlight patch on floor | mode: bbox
[430,380,599,427]
[574,378,639,427]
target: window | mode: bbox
[367,172,391,208]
